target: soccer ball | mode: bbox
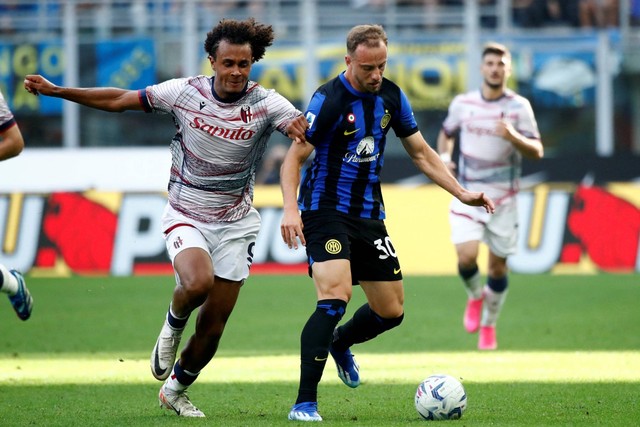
[415,374,467,420]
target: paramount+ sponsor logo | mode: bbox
[189,116,256,140]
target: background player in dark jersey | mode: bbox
[280,24,494,422]
[25,19,308,418]
[0,88,33,321]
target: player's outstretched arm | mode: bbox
[401,131,495,214]
[24,74,144,113]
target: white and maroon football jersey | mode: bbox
[141,76,301,223]
[0,91,16,133]
[442,89,540,205]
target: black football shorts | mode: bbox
[301,210,403,283]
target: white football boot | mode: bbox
[150,319,184,380]
[159,383,205,417]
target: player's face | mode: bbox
[210,40,253,100]
[345,41,387,94]
[481,52,511,90]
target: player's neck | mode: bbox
[481,84,505,101]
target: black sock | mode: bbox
[173,360,198,386]
[296,299,347,404]
[487,276,508,293]
[458,264,479,280]
[167,304,189,329]
[332,303,404,353]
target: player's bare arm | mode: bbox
[0,124,25,161]
[436,128,457,174]
[280,141,314,249]
[495,119,544,160]
[402,132,495,214]
[24,74,144,112]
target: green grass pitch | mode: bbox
[1,273,639,426]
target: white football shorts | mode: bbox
[161,203,261,282]
[448,196,518,258]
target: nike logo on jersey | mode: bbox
[394,268,401,275]
[199,101,206,110]
[344,129,360,136]
[314,356,328,362]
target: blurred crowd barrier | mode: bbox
[0,1,639,156]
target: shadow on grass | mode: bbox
[2,381,639,426]
[3,275,639,357]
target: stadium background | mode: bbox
[1,0,639,276]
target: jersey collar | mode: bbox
[480,88,509,103]
[210,77,248,103]
[339,72,378,99]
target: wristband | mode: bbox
[439,152,451,163]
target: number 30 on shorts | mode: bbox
[374,237,397,260]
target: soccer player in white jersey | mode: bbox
[24,18,308,417]
[0,89,33,321]
[437,42,543,350]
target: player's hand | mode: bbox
[459,190,495,214]
[495,119,516,141]
[280,208,306,249]
[24,74,56,96]
[286,114,309,145]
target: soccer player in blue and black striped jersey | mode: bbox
[280,25,495,422]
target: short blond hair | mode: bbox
[346,25,388,56]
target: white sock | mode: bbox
[481,285,508,327]
[462,270,483,300]
[164,365,199,393]
[0,265,19,295]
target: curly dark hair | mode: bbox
[204,18,274,63]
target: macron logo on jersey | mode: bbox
[189,116,256,141]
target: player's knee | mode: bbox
[179,270,214,302]
[457,258,478,271]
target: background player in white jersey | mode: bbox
[436,42,543,350]
[0,89,33,321]
[24,18,308,417]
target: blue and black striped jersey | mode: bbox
[299,72,419,220]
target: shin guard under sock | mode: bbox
[296,299,347,404]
